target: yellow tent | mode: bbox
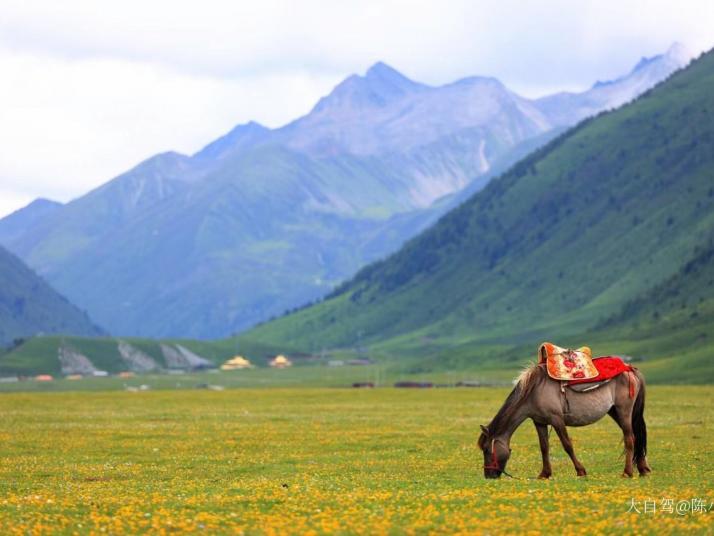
[269,355,292,368]
[221,355,253,370]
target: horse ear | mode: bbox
[480,425,489,435]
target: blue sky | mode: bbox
[1,0,713,216]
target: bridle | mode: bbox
[483,437,518,479]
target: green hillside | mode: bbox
[0,331,296,377]
[0,245,103,346]
[236,50,714,378]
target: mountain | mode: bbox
[0,198,62,245]
[277,64,547,161]
[194,121,271,161]
[237,48,714,376]
[0,46,690,339]
[0,245,103,346]
[535,42,692,126]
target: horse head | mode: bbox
[478,425,512,479]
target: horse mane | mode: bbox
[478,363,545,448]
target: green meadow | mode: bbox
[0,386,711,534]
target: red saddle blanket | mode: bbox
[567,356,633,385]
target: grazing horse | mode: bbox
[477,363,652,478]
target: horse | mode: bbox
[477,363,652,478]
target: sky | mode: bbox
[1,0,713,217]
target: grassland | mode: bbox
[0,386,711,534]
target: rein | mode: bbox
[483,438,519,479]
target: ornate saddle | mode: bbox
[538,343,636,401]
[538,342,598,381]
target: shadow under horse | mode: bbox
[477,363,652,478]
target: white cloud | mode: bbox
[0,47,340,208]
[0,0,712,216]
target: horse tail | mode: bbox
[632,369,647,465]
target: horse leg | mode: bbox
[552,419,587,476]
[607,406,635,478]
[534,422,552,479]
[630,371,652,475]
[637,453,652,475]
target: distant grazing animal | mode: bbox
[477,350,651,479]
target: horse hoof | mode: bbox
[576,470,587,477]
[621,472,633,478]
[537,473,551,480]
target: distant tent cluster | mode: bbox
[220,355,253,370]
[215,354,294,370]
